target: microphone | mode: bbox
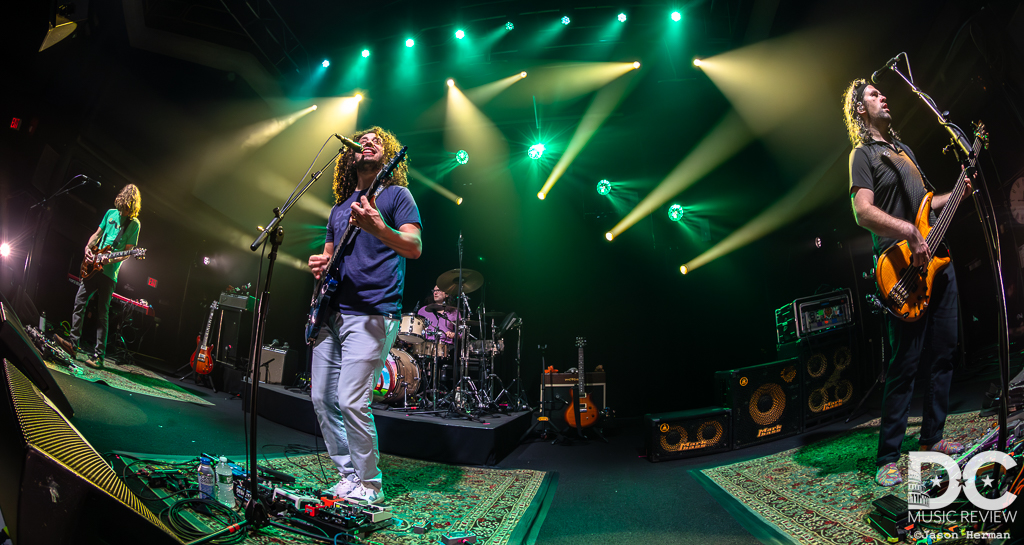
[333,133,364,152]
[870,53,902,84]
[80,175,101,187]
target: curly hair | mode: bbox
[841,78,899,148]
[332,126,408,204]
[114,184,141,219]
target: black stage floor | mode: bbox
[42,355,1003,545]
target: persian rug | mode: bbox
[130,451,554,545]
[694,412,996,545]
[44,357,213,406]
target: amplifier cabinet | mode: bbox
[259,346,298,386]
[715,357,803,449]
[778,330,862,429]
[645,407,732,462]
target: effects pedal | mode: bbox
[441,530,478,544]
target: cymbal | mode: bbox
[436,269,484,294]
[424,303,457,313]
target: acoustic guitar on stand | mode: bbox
[190,301,218,375]
[80,245,147,280]
[875,121,987,321]
[565,336,598,429]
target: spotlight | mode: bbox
[693,58,703,67]
[520,71,527,78]
[617,13,627,22]
[671,11,682,22]
[0,243,10,258]
[814,236,823,249]
[668,204,685,222]
[456,197,464,205]
[455,29,465,39]
[456,150,469,165]
[354,93,363,101]
[680,265,688,275]
[505,22,514,31]
[322,59,330,68]
[447,78,455,87]
[605,232,614,241]
[203,256,211,265]
[406,38,415,47]
[632,61,641,69]
[596,180,611,195]
[312,105,318,110]
[561,16,570,25]
[361,49,370,58]
[528,143,546,159]
[537,192,546,200]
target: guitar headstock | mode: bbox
[135,248,147,260]
[211,301,218,310]
[973,121,989,150]
[576,336,587,348]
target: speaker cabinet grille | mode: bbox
[645,407,732,462]
[779,332,862,428]
[716,358,802,448]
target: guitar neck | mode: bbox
[923,135,983,256]
[577,346,585,398]
[200,305,217,346]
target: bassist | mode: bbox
[843,80,969,487]
[306,127,421,506]
[56,184,141,369]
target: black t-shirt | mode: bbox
[848,139,935,255]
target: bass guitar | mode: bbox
[305,146,409,344]
[190,301,218,375]
[565,336,598,429]
[80,246,147,280]
[876,121,988,321]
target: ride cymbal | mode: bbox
[436,269,484,294]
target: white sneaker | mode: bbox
[332,474,359,497]
[345,483,384,505]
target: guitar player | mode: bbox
[842,79,972,487]
[306,127,421,506]
[56,184,142,369]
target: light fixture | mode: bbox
[456,150,469,165]
[537,192,546,200]
[520,71,527,78]
[528,143,546,159]
[693,58,703,67]
[354,93,363,101]
[505,22,514,31]
[617,13,627,22]
[322,59,330,68]
[455,29,465,39]
[561,16,570,25]
[0,243,10,258]
[596,180,612,195]
[311,105,318,110]
[671,11,682,22]
[361,49,370,58]
[456,197,464,205]
[406,38,415,47]
[605,233,614,241]
[203,256,211,265]
[680,265,688,275]
[668,204,685,222]
[632,61,641,69]
[446,78,455,87]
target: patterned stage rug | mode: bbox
[133,452,554,545]
[44,357,213,406]
[693,412,996,545]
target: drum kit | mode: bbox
[373,268,525,416]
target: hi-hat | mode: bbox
[437,269,484,294]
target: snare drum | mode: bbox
[398,313,426,344]
[469,339,504,356]
[373,348,422,404]
[411,340,451,359]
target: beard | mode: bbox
[355,154,383,173]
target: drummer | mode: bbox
[418,286,458,347]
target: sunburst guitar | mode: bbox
[565,336,599,428]
[876,121,987,321]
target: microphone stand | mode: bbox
[242,143,346,530]
[890,62,1010,452]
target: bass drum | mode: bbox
[373,348,422,404]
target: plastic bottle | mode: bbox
[215,456,235,507]
[197,456,215,500]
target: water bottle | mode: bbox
[39,312,47,333]
[197,456,215,500]
[215,456,235,507]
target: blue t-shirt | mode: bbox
[96,209,141,283]
[325,185,421,316]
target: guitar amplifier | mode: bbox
[219,292,256,312]
[259,346,298,386]
[645,407,732,462]
[715,358,802,448]
[778,330,862,429]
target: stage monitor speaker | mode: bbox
[0,300,73,417]
[715,357,802,448]
[778,331,862,429]
[259,346,298,386]
[645,407,732,462]
[0,359,183,544]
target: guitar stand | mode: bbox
[179,367,217,393]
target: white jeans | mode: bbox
[311,312,398,492]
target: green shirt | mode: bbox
[96,209,140,282]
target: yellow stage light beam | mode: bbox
[197,104,318,181]
[681,151,844,274]
[408,167,463,205]
[498,61,640,105]
[464,72,528,106]
[445,82,511,188]
[252,167,333,219]
[607,110,753,239]
[537,62,640,199]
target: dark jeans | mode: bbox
[69,273,116,360]
[876,265,959,466]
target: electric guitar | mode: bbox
[565,337,599,429]
[305,146,409,344]
[190,301,218,375]
[876,121,988,322]
[80,246,147,280]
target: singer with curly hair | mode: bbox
[307,127,421,505]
